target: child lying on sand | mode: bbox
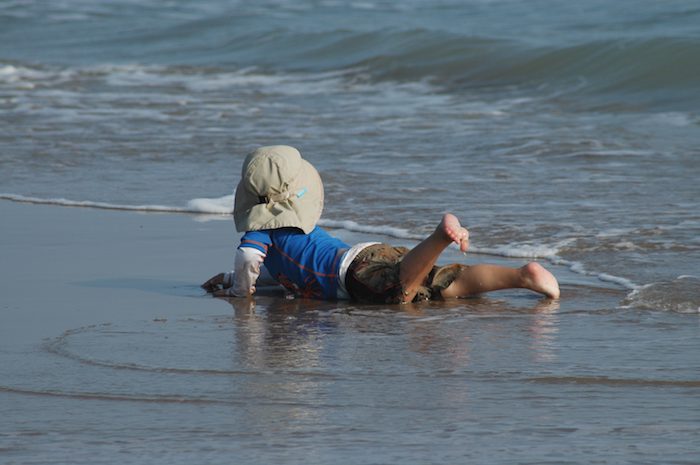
[203,146,559,303]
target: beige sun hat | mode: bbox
[233,145,324,234]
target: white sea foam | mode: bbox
[0,194,233,216]
[0,64,18,77]
[95,63,351,96]
[554,258,638,290]
[185,195,234,214]
[652,112,695,127]
[0,63,75,87]
[0,194,193,214]
[0,65,38,89]
[317,219,420,241]
[596,273,639,290]
[466,240,639,290]
[0,62,353,99]
[473,244,560,260]
[0,193,238,215]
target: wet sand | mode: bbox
[1,202,698,465]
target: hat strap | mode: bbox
[257,188,305,205]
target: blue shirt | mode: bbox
[239,227,350,299]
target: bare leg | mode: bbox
[441,262,560,299]
[399,213,469,303]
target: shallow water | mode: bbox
[3,293,700,464]
[1,1,699,462]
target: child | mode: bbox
[202,145,560,303]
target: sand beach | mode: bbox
[2,201,698,464]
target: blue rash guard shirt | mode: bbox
[239,227,350,299]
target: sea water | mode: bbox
[1,1,699,463]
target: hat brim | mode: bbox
[234,158,323,234]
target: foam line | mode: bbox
[318,219,421,241]
[0,193,235,215]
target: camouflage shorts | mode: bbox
[345,243,467,304]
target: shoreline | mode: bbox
[0,200,579,338]
[0,197,616,294]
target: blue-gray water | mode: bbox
[1,1,699,463]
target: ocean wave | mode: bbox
[107,27,697,105]
[4,28,700,107]
[335,33,700,104]
[200,31,700,108]
[621,276,700,314]
[0,63,75,90]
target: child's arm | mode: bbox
[202,247,265,297]
[202,231,272,297]
[226,247,265,297]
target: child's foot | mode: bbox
[437,213,469,253]
[520,262,560,299]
